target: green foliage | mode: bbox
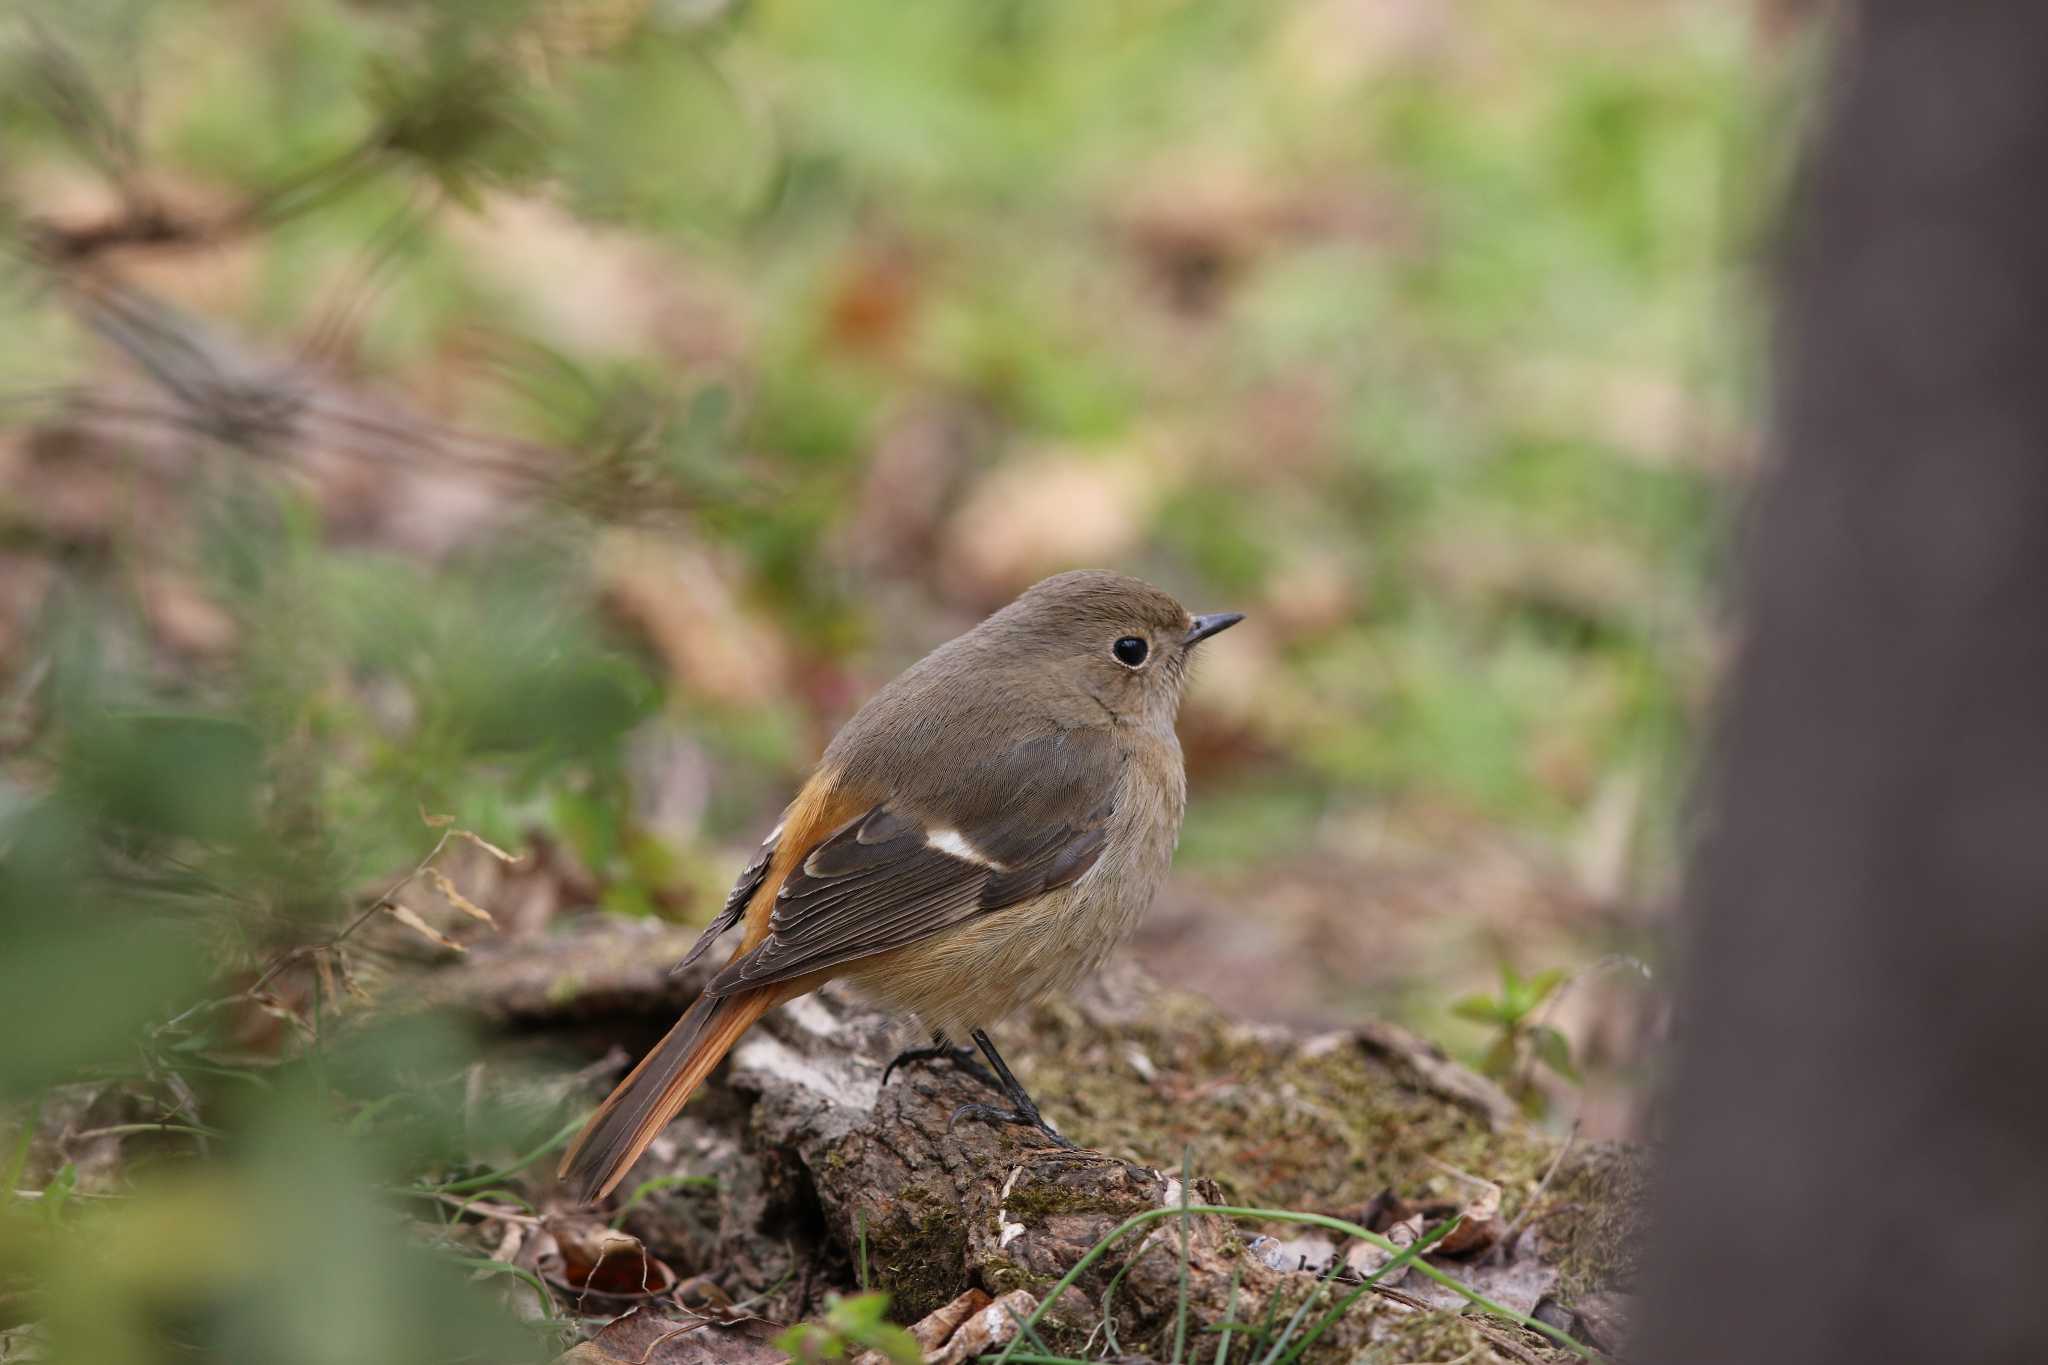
[1452,963,1582,1112]
[775,1291,922,1365]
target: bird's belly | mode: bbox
[839,875,1146,1035]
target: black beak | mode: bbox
[1185,612,1245,646]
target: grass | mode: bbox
[987,1200,1585,1365]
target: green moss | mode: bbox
[997,1174,1155,1227]
[861,1179,974,1321]
[1540,1141,1649,1297]
[1014,991,1557,1221]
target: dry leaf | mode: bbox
[384,901,465,953]
[428,868,497,925]
[313,949,339,1004]
[456,829,520,864]
[861,1288,988,1362]
[928,1288,1036,1365]
[1426,1158,1504,1258]
[420,807,455,828]
[542,1215,678,1298]
[247,991,315,1042]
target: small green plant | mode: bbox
[775,1291,921,1365]
[1453,963,1581,1112]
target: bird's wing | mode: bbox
[703,728,1122,996]
[670,821,783,975]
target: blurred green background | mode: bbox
[0,0,1798,1358]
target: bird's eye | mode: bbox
[1112,636,1149,667]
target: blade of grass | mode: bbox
[1271,1217,1458,1365]
[431,1112,582,1195]
[988,1204,1594,1363]
[1173,1146,1193,1365]
[1244,1270,1288,1361]
[1000,1301,1059,1358]
[1253,1256,1342,1365]
[453,1254,556,1319]
[3,1106,35,1203]
[1213,1261,1242,1365]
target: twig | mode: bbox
[1368,1286,1544,1365]
[406,1189,544,1226]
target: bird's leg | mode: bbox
[882,1030,1001,1091]
[947,1028,1078,1149]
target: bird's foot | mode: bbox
[947,1100,1078,1149]
[882,1039,1001,1092]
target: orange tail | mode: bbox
[558,987,779,1202]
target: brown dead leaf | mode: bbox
[554,1306,788,1365]
[428,868,497,925]
[383,901,465,953]
[420,807,455,828]
[135,570,237,656]
[600,535,790,704]
[851,1287,988,1364]
[541,1215,678,1299]
[313,951,343,1014]
[927,1287,1036,1365]
[936,447,1174,600]
[1426,1158,1505,1258]
[456,829,521,864]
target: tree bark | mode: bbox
[1643,6,2048,1361]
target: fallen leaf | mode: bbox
[1425,1159,1504,1258]
[861,1287,986,1362]
[541,1215,678,1298]
[928,1287,1036,1365]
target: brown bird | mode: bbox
[559,570,1243,1201]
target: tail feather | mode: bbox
[558,988,776,1202]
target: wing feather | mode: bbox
[703,729,1121,996]
[670,820,781,975]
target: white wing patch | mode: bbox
[927,827,1007,870]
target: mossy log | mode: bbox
[423,916,1642,1363]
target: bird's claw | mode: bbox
[946,1101,1079,1149]
[882,1042,1001,1092]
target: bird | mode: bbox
[558,569,1244,1201]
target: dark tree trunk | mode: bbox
[1643,6,2048,1362]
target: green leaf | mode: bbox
[40,1163,77,1227]
[1450,994,1510,1025]
[773,1321,846,1362]
[825,1290,888,1333]
[1533,1026,1581,1083]
[1525,967,1570,1006]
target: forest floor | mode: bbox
[394,912,1646,1363]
